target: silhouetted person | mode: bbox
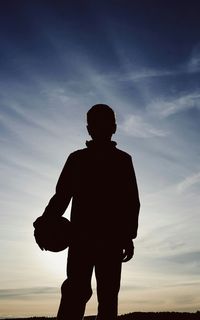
[36,104,140,319]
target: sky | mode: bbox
[1,0,200,317]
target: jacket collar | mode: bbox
[86,140,117,149]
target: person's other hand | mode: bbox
[122,239,134,262]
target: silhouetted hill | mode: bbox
[2,312,200,320]
[117,311,200,319]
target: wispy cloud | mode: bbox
[119,114,168,138]
[187,43,200,73]
[177,171,200,193]
[165,250,200,266]
[148,91,200,118]
[120,68,174,82]
[0,287,58,300]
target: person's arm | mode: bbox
[42,154,74,219]
[34,153,74,229]
[122,155,140,262]
[125,155,140,239]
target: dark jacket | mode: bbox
[43,141,140,243]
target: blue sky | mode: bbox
[1,0,200,317]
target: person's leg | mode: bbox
[57,243,93,320]
[95,246,122,320]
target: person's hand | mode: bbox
[33,216,44,229]
[122,239,134,262]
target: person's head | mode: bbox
[87,104,117,141]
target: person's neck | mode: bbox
[92,138,111,143]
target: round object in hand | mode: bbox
[34,217,72,252]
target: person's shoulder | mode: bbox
[68,148,88,160]
[115,147,132,160]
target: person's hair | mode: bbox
[87,104,116,126]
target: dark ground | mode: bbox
[117,312,200,319]
[3,312,200,320]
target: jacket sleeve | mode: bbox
[124,155,140,239]
[42,153,74,219]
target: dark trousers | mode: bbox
[57,240,122,320]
